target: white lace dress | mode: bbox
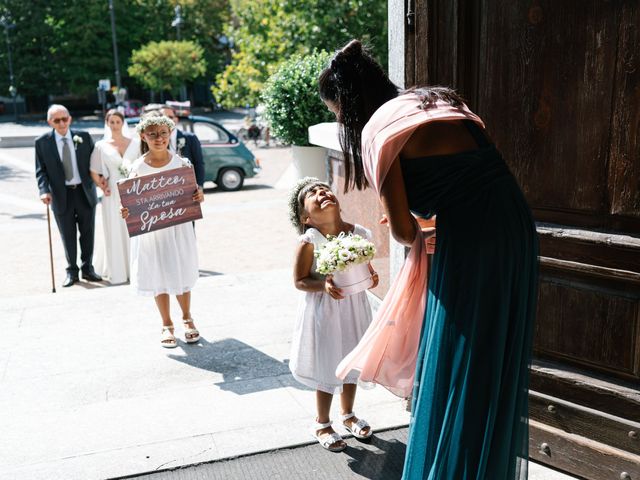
[289,224,374,394]
[128,154,199,297]
[90,139,140,284]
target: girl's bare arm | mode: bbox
[293,242,324,292]
[293,242,344,299]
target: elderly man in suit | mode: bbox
[35,104,102,287]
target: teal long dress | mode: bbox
[400,121,538,479]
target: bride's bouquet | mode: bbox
[315,232,376,295]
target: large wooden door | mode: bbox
[390,0,640,477]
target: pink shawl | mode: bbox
[335,94,485,397]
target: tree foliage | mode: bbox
[0,0,229,102]
[262,51,334,146]
[128,40,207,94]
[213,0,387,109]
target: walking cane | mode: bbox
[46,204,56,293]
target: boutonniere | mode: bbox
[177,137,186,154]
[117,161,131,178]
[72,135,83,149]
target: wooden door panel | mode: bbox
[478,1,619,216]
[609,4,640,219]
[535,278,640,379]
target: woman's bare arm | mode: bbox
[90,171,110,195]
[380,159,417,247]
[90,171,103,187]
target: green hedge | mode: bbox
[262,51,335,146]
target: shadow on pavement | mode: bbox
[344,434,406,480]
[0,164,30,181]
[168,337,311,394]
[10,213,46,221]
[198,269,222,277]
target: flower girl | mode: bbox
[288,177,378,452]
[121,112,204,348]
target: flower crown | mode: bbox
[136,115,175,134]
[287,176,331,233]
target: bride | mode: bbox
[90,109,140,284]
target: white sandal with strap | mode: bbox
[182,318,200,343]
[160,326,177,348]
[312,420,347,452]
[340,412,372,439]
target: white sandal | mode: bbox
[182,318,200,343]
[160,326,177,348]
[340,412,372,439]
[312,420,347,452]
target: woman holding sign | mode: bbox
[121,113,205,348]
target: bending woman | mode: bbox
[322,40,538,479]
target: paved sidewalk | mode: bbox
[124,427,409,480]
[118,427,578,480]
[0,139,410,479]
[0,268,412,480]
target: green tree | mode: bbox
[212,0,387,109]
[0,2,61,101]
[0,0,228,106]
[172,0,231,78]
[128,40,207,94]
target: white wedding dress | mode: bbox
[90,138,140,284]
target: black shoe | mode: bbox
[81,269,102,282]
[63,273,79,287]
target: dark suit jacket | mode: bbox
[35,129,97,215]
[176,130,205,187]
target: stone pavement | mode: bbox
[0,267,409,480]
[0,140,409,480]
[0,122,579,480]
[116,427,578,480]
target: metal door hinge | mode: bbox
[407,0,416,31]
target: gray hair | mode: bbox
[47,104,69,121]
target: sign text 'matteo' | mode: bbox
[118,166,202,237]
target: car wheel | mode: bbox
[217,168,244,191]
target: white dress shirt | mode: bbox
[169,129,178,153]
[54,130,82,185]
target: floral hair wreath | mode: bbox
[136,115,175,134]
[287,176,331,233]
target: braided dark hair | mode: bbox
[319,39,465,192]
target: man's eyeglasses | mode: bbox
[52,117,70,124]
[144,131,171,140]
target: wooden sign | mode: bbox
[117,166,202,237]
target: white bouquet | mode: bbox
[315,233,376,275]
[315,233,376,295]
